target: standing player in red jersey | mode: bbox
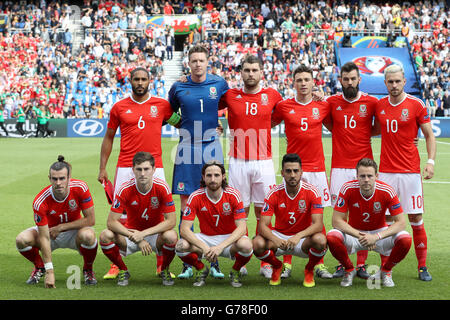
[98,67,180,279]
[375,65,436,281]
[325,62,379,279]
[16,156,98,288]
[99,152,178,286]
[219,54,283,278]
[253,154,328,287]
[175,162,253,288]
[271,65,333,279]
[327,158,412,287]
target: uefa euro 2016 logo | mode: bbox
[353,56,403,77]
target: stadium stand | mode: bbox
[0,0,448,122]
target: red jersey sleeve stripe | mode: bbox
[33,188,52,211]
[153,178,171,194]
[116,179,136,197]
[265,184,283,200]
[224,187,242,203]
[69,180,89,192]
[186,189,205,205]
[407,94,426,109]
[302,182,321,198]
[376,183,398,198]
[340,181,360,195]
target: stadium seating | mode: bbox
[0,0,448,120]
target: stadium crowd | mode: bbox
[0,0,449,124]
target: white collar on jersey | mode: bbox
[388,93,407,107]
[359,181,376,201]
[51,186,70,203]
[130,94,152,104]
[135,180,153,195]
[205,187,224,204]
[283,180,302,200]
[242,86,262,95]
[294,96,312,106]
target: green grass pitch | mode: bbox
[0,136,449,300]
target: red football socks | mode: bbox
[100,242,127,270]
[382,234,412,272]
[18,246,44,269]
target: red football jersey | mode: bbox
[182,187,246,236]
[111,178,175,230]
[108,95,173,168]
[375,95,430,173]
[33,179,94,228]
[326,92,378,168]
[272,98,330,171]
[261,181,323,235]
[221,87,283,160]
[334,179,403,230]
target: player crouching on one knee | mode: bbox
[326,158,412,287]
[99,152,178,286]
[16,155,98,288]
[175,161,253,288]
[252,153,328,287]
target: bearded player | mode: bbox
[253,153,327,287]
[219,54,283,278]
[325,62,379,279]
[175,162,253,288]
[98,67,179,280]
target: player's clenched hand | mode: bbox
[98,168,108,184]
[423,163,434,180]
[205,245,222,263]
[312,89,324,101]
[45,271,56,288]
[177,75,188,83]
[285,235,301,250]
[138,240,152,256]
[128,231,144,243]
[275,238,289,251]
[358,232,377,249]
[49,225,62,240]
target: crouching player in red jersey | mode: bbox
[175,161,253,288]
[99,152,178,286]
[16,156,98,288]
[253,153,327,288]
[327,158,412,287]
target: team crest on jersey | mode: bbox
[262,202,270,212]
[151,196,159,209]
[298,199,306,213]
[177,182,185,192]
[359,104,367,117]
[400,108,409,121]
[261,93,268,105]
[150,105,158,118]
[312,107,320,120]
[209,87,218,99]
[223,202,231,215]
[69,199,77,211]
[373,202,382,213]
